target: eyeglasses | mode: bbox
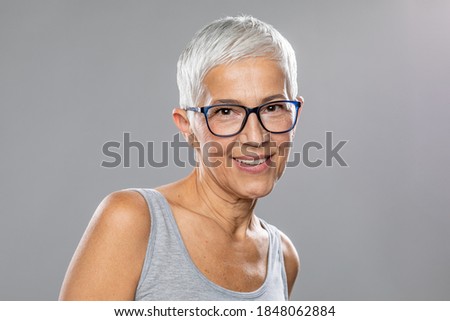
[183,100,301,137]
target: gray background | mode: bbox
[1,0,449,300]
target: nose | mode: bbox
[237,113,269,145]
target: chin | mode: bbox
[234,181,275,199]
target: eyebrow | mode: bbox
[212,94,288,106]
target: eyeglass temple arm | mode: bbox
[182,107,201,112]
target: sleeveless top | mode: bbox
[131,188,288,300]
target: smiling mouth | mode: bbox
[232,154,273,167]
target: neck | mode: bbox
[184,169,259,238]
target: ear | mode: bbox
[297,96,304,118]
[172,108,200,164]
[172,108,191,138]
[291,96,304,138]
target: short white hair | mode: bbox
[177,15,298,108]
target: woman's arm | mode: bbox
[280,231,300,298]
[59,190,150,300]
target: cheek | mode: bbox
[274,141,292,179]
[273,135,293,163]
[190,116,212,149]
[192,122,234,165]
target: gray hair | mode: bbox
[177,15,298,108]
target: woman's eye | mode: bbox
[218,108,231,115]
[211,107,238,117]
[267,104,282,112]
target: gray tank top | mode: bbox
[132,188,288,300]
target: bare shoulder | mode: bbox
[59,189,150,300]
[82,189,151,247]
[279,230,300,298]
[95,189,150,224]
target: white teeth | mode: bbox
[234,157,267,165]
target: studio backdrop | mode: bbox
[1,0,449,300]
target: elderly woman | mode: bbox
[60,15,303,300]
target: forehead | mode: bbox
[202,57,287,104]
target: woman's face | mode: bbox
[190,57,300,200]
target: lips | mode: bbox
[233,157,268,166]
[232,154,273,167]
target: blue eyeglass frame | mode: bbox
[183,100,302,137]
